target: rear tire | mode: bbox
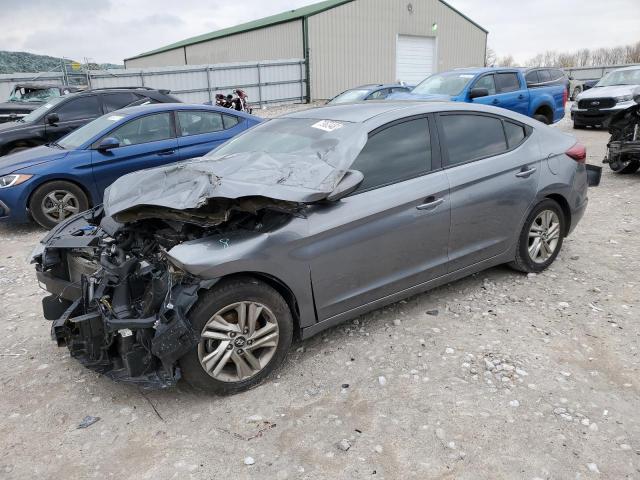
[509,199,565,274]
[534,114,550,125]
[29,180,89,229]
[180,277,293,395]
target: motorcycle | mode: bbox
[604,88,640,174]
[213,90,253,114]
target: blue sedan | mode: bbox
[0,103,261,228]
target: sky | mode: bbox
[0,0,638,64]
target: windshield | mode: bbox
[209,118,364,161]
[412,72,476,96]
[57,112,128,150]
[19,96,67,123]
[330,89,370,104]
[596,69,640,87]
[9,87,60,103]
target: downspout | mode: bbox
[302,17,311,103]
[183,47,188,65]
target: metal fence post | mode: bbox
[205,66,212,103]
[257,63,263,108]
[140,72,145,87]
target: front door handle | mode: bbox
[416,196,445,210]
[516,167,537,178]
[518,94,525,100]
[157,149,176,156]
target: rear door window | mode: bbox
[222,114,241,129]
[54,95,101,121]
[177,110,224,136]
[351,117,431,193]
[496,73,521,93]
[102,92,140,112]
[525,71,539,85]
[440,114,508,165]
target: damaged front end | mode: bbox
[33,201,296,389]
[604,91,640,173]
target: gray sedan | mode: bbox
[33,101,598,394]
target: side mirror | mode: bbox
[96,137,120,151]
[469,88,489,100]
[326,170,364,202]
[45,113,59,125]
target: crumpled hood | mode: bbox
[104,125,368,223]
[0,145,69,175]
[578,85,638,99]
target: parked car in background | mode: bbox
[390,68,567,124]
[524,67,569,96]
[328,84,411,104]
[0,83,83,124]
[32,101,597,393]
[0,103,261,228]
[571,65,640,128]
[0,87,180,156]
[568,78,599,100]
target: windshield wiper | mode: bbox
[48,141,65,150]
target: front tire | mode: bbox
[180,277,293,395]
[29,180,89,229]
[509,199,565,273]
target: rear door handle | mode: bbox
[416,196,445,210]
[518,94,525,99]
[491,99,499,105]
[516,167,537,178]
[157,149,176,156]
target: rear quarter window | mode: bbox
[503,121,527,148]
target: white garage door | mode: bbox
[396,35,436,84]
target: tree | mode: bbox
[485,46,496,67]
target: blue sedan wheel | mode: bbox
[29,180,89,229]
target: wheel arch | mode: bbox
[212,272,302,340]
[544,193,571,236]
[534,103,554,124]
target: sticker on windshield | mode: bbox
[311,120,344,132]
[459,74,475,78]
[107,115,124,121]
[43,104,52,109]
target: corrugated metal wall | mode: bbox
[308,0,486,99]
[88,60,306,105]
[186,21,304,65]
[125,48,186,69]
[125,21,303,69]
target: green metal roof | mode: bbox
[125,0,487,61]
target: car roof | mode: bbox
[113,102,260,120]
[610,65,640,72]
[283,101,540,126]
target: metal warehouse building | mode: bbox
[124,0,487,100]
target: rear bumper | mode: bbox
[568,197,588,236]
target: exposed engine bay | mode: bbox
[33,203,296,388]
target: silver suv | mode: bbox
[571,65,640,128]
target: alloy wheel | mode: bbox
[41,190,80,223]
[528,210,561,263]
[198,301,280,382]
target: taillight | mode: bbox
[563,88,568,107]
[566,142,586,163]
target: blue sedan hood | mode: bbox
[387,91,452,101]
[0,145,69,175]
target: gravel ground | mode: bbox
[1,105,638,480]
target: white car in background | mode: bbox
[571,65,640,128]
